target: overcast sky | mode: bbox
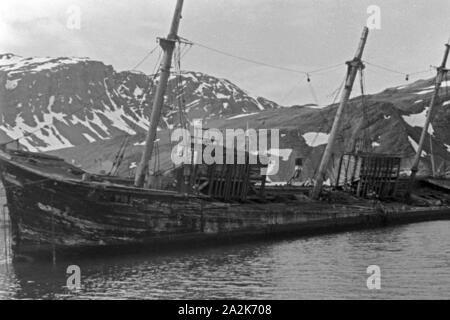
[1,0,450,106]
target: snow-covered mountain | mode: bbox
[0,53,279,151]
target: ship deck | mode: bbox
[0,148,200,198]
[1,148,450,212]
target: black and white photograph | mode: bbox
[0,0,450,304]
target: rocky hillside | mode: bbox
[0,53,278,152]
[1,53,450,182]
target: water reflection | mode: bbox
[1,219,450,299]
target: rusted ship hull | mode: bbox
[1,149,450,260]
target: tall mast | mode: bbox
[134,0,184,187]
[406,42,450,197]
[311,27,369,199]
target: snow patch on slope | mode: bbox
[227,113,258,120]
[402,107,434,134]
[0,114,74,152]
[303,132,329,147]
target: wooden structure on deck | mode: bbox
[336,152,401,199]
[172,142,268,202]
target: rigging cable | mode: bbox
[182,39,435,83]
[307,74,321,106]
[150,140,161,176]
[358,68,371,152]
[309,75,348,180]
[296,75,346,182]
[185,39,345,76]
[180,42,194,60]
[131,45,160,71]
[109,136,130,176]
[175,41,189,130]
[364,61,433,80]
[315,77,345,139]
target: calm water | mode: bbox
[0,219,449,300]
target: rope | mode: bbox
[316,77,345,133]
[364,61,433,80]
[308,76,347,177]
[180,42,194,60]
[358,68,371,152]
[152,140,161,175]
[151,49,163,76]
[187,39,344,76]
[109,136,130,176]
[131,45,160,71]
[183,38,435,83]
[301,76,346,179]
[307,77,320,106]
[280,66,345,106]
[174,42,189,130]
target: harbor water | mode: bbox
[0,215,449,299]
